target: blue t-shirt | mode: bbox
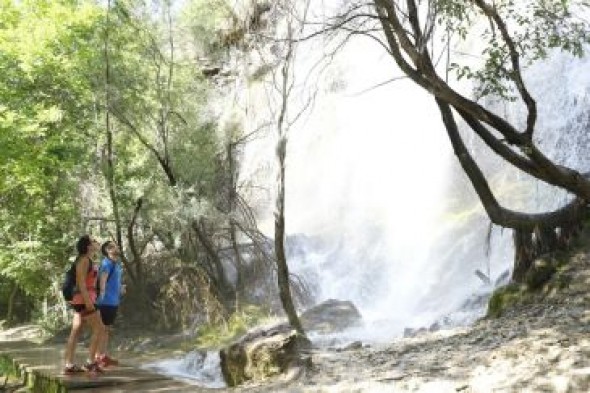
[96,257,122,306]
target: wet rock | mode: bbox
[403,327,428,338]
[300,299,362,334]
[378,245,590,392]
[219,323,311,387]
[338,341,363,351]
[202,66,221,77]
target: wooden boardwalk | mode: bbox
[0,340,218,392]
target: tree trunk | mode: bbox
[227,142,245,309]
[103,0,135,281]
[273,24,305,337]
[533,226,559,255]
[125,197,154,321]
[373,0,590,199]
[369,0,590,283]
[6,282,17,324]
[230,221,244,310]
[274,150,305,335]
[127,197,144,286]
[512,229,534,283]
[192,219,235,310]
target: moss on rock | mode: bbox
[487,283,523,318]
[487,246,580,318]
[0,354,65,393]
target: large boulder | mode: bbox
[219,323,311,387]
[300,299,362,333]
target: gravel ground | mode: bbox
[239,248,590,393]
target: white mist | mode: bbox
[224,2,590,342]
[229,3,506,342]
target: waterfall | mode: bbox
[143,2,590,388]
[219,2,590,342]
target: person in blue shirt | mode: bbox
[96,240,125,367]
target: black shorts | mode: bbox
[98,305,119,326]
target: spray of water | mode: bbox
[225,4,506,342]
[230,3,590,343]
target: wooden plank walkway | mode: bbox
[0,340,218,392]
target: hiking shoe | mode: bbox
[97,354,119,367]
[83,361,104,374]
[64,364,85,374]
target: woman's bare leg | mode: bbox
[84,311,105,362]
[64,312,83,365]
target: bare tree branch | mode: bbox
[109,105,177,186]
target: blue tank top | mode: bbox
[96,257,122,306]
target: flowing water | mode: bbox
[142,350,225,388]
[230,3,512,341]
[147,1,590,385]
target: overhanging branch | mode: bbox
[437,97,586,230]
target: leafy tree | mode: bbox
[0,0,104,313]
[95,0,242,324]
[180,0,237,59]
[0,0,268,328]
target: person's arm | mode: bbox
[119,265,126,296]
[99,269,109,301]
[76,257,95,311]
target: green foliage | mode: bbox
[195,305,276,348]
[99,0,224,247]
[436,0,590,99]
[31,301,69,336]
[0,0,103,300]
[0,354,16,378]
[487,235,585,317]
[0,0,234,328]
[487,283,523,318]
[180,0,237,57]
[103,0,218,188]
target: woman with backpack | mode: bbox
[63,234,105,374]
